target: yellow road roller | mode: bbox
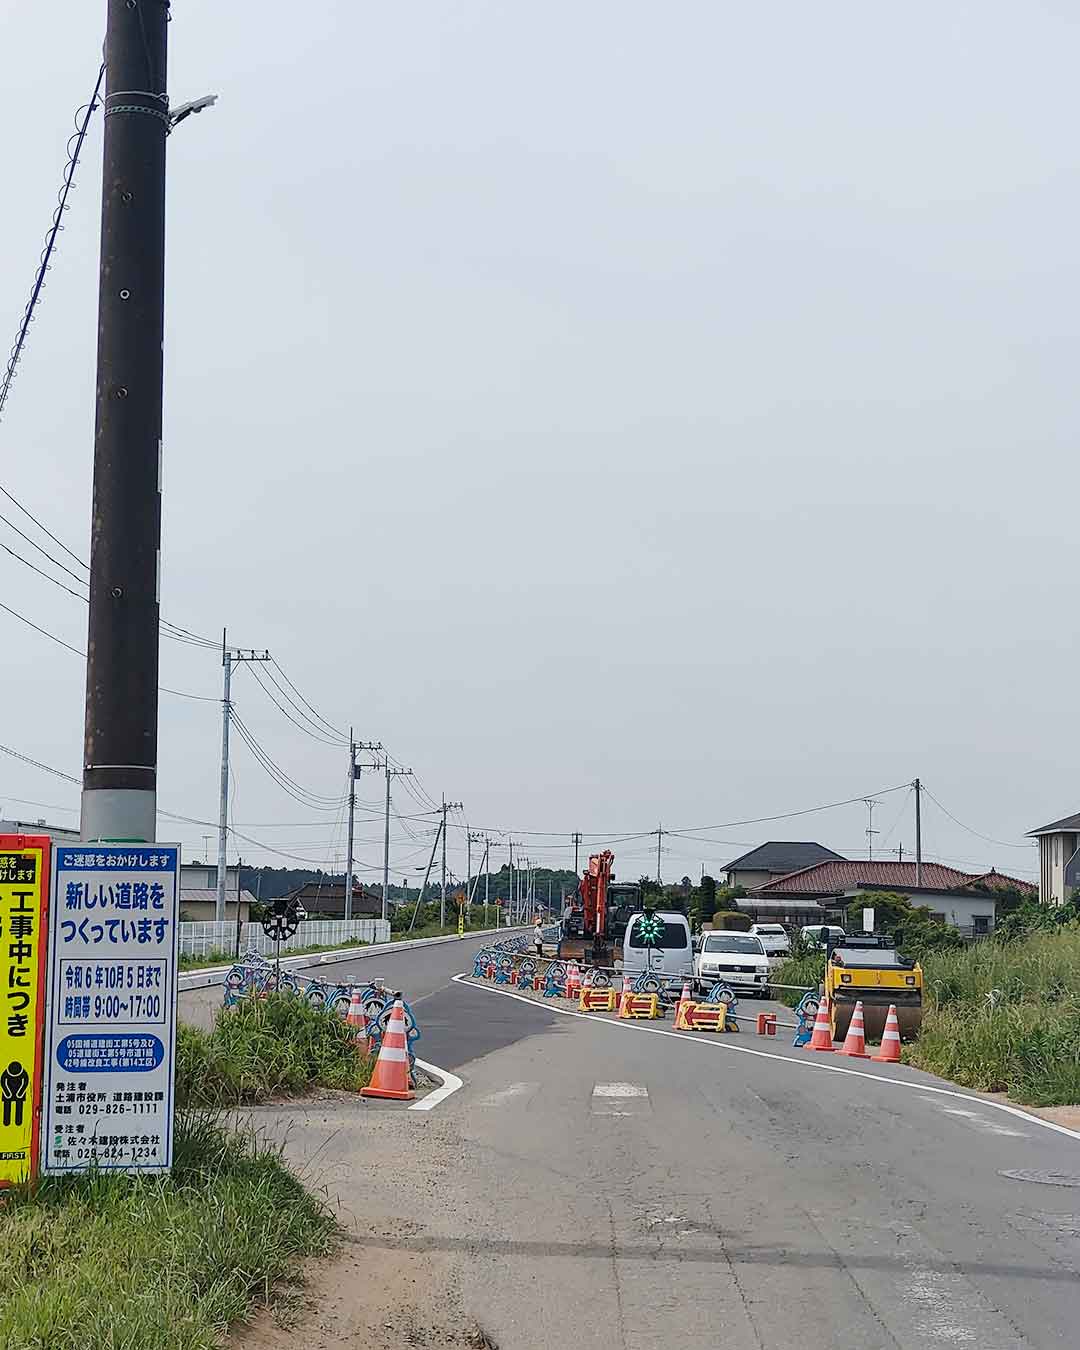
[825,933,923,1042]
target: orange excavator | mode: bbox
[560,849,614,965]
[560,850,643,965]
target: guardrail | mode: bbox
[179,916,389,959]
[179,925,530,993]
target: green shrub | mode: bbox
[177,992,373,1107]
[0,1112,334,1348]
[712,910,752,931]
[772,950,825,1006]
[907,926,1080,1105]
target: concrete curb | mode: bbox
[409,1057,465,1112]
[178,926,527,993]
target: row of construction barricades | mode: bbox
[473,940,906,1062]
[472,943,743,1032]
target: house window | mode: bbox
[972,915,991,935]
[928,912,946,924]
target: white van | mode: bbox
[621,911,693,985]
[694,931,772,996]
[749,923,790,961]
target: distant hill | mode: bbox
[240,863,579,907]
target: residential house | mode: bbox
[749,859,1035,935]
[178,889,255,923]
[179,861,253,923]
[721,841,845,892]
[1026,811,1080,906]
[0,817,80,846]
[288,881,383,919]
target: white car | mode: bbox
[694,932,771,997]
[800,924,846,949]
[749,923,790,962]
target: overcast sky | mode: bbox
[2,1,1077,886]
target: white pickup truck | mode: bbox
[693,931,772,996]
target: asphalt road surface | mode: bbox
[185,937,1080,1348]
[431,980,1080,1349]
[177,933,550,1064]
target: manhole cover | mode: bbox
[1000,1169,1080,1188]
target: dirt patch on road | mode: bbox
[226,1097,490,1350]
[232,1236,488,1350]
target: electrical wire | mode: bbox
[246,663,346,747]
[0,743,80,785]
[0,481,86,571]
[0,597,218,701]
[921,786,1032,849]
[0,537,88,600]
[260,663,349,746]
[0,512,89,587]
[0,61,106,422]
[230,710,345,809]
[268,658,347,741]
[0,597,83,656]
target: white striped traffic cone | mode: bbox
[361,994,414,1100]
[871,1004,902,1063]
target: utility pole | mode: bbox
[216,640,270,921]
[573,831,582,875]
[656,824,664,885]
[914,777,923,886]
[344,730,356,924]
[382,764,412,924]
[466,828,472,922]
[81,0,170,845]
[439,795,463,926]
[864,798,880,861]
[507,839,514,925]
[344,737,382,921]
[409,817,443,932]
[483,834,491,925]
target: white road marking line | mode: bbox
[593,1082,648,1097]
[453,975,1080,1146]
[938,1106,1028,1138]
[408,1057,464,1112]
[475,1081,537,1107]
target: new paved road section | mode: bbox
[392,980,1080,1349]
[178,934,554,1068]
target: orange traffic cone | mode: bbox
[617,974,632,1018]
[345,988,368,1048]
[871,1004,902,1062]
[360,994,414,1100]
[567,962,580,999]
[837,1000,869,1058]
[806,995,834,1052]
[674,979,691,1023]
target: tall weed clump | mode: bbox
[908,927,1080,1105]
[177,991,373,1107]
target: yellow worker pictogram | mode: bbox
[0,837,50,1186]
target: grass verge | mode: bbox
[905,927,1080,1105]
[0,1111,335,1350]
[178,991,374,1106]
[774,927,1080,1105]
[179,937,369,971]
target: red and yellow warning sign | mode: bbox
[0,835,50,1186]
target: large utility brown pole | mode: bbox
[81,0,169,843]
